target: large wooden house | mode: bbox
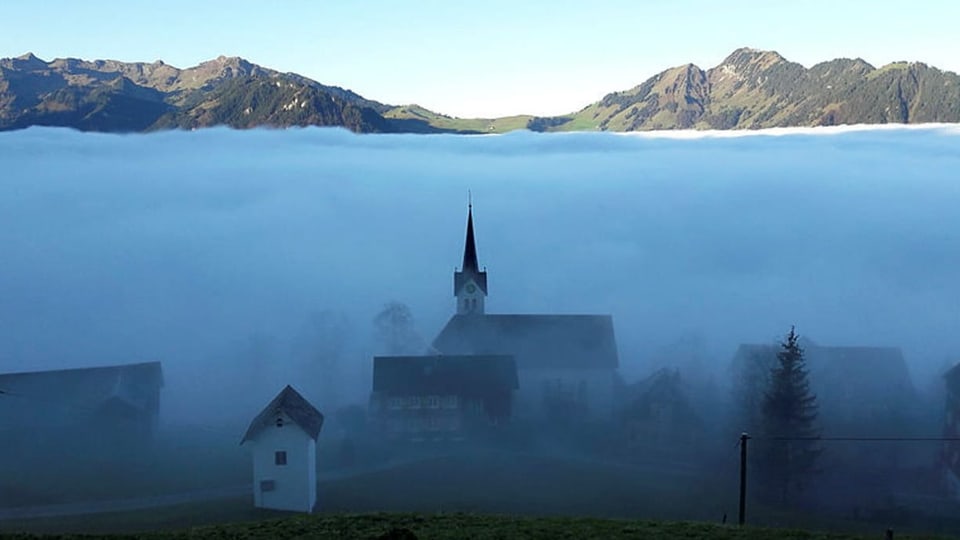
[369,354,517,441]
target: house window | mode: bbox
[426,395,441,409]
[275,451,287,466]
[442,395,459,409]
[408,396,422,409]
[388,397,402,410]
[260,480,275,492]
[276,417,284,427]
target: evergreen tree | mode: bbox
[757,326,822,505]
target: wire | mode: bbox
[757,436,960,442]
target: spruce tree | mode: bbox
[757,326,822,505]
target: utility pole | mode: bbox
[739,432,750,526]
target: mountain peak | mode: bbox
[11,52,47,68]
[721,47,786,68]
[210,55,250,67]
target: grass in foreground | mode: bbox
[0,512,950,540]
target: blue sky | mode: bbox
[2,1,958,117]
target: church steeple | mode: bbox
[454,200,487,315]
[462,203,479,273]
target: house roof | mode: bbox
[731,342,916,421]
[432,314,619,370]
[242,385,324,443]
[0,361,163,420]
[373,354,518,395]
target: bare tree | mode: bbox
[372,301,425,356]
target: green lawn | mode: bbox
[0,512,950,540]
[1,450,957,538]
[0,428,248,507]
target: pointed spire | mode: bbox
[462,201,479,273]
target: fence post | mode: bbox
[739,432,750,526]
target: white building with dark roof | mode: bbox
[431,204,621,420]
[242,385,324,513]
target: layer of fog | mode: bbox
[1,125,959,427]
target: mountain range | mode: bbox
[1,48,958,134]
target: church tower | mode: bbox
[454,203,487,315]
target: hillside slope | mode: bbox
[533,48,960,131]
[2,48,958,134]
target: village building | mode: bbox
[615,368,704,460]
[369,354,518,441]
[430,203,620,421]
[730,339,923,474]
[731,341,918,436]
[941,363,960,499]
[242,385,324,513]
[0,361,163,445]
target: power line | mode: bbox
[758,436,960,442]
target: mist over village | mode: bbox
[1,124,960,537]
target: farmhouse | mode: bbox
[430,204,620,420]
[0,361,163,444]
[369,354,518,441]
[242,385,324,513]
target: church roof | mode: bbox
[432,314,619,370]
[373,354,518,394]
[242,385,324,443]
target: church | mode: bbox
[369,204,620,440]
[429,203,621,421]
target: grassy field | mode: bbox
[0,512,952,540]
[2,447,958,538]
[5,451,954,538]
[383,105,534,134]
[0,427,249,507]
